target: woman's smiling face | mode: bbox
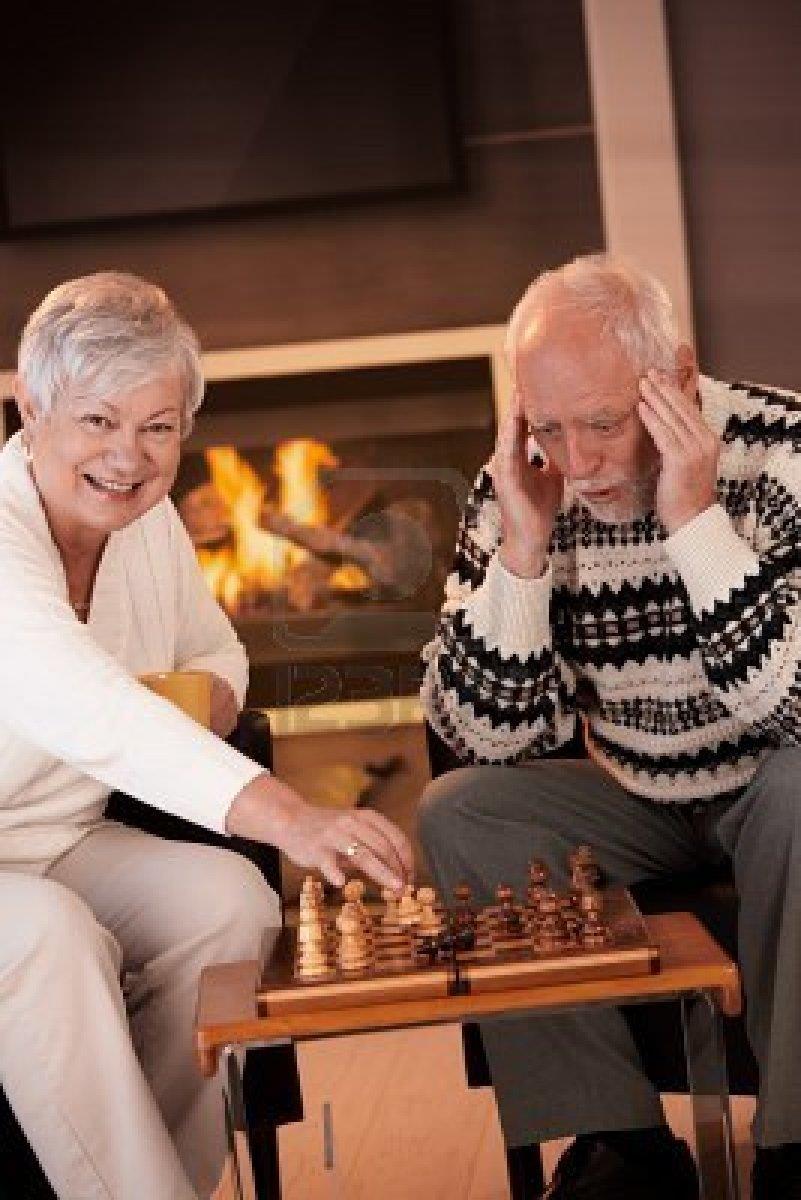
[17,371,183,542]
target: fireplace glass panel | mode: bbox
[175,357,496,707]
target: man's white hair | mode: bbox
[506,253,681,377]
[17,271,204,434]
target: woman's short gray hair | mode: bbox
[506,253,681,376]
[17,271,204,434]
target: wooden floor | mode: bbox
[278,1024,755,1199]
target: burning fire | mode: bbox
[196,440,368,614]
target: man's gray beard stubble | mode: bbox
[563,469,659,523]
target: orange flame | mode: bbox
[197,440,368,613]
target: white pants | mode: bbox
[0,822,281,1200]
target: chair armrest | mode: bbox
[104,707,282,899]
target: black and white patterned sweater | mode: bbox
[421,375,801,802]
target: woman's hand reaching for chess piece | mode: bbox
[225,771,413,891]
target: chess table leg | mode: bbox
[221,1045,260,1200]
[680,992,741,1200]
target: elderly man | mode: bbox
[419,254,801,1199]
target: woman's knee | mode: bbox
[198,849,281,942]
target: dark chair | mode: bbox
[0,709,302,1199]
[425,720,757,1200]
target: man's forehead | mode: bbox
[520,391,636,426]
[514,314,637,412]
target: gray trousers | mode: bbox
[0,822,281,1200]
[418,748,801,1149]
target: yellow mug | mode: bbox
[138,670,213,729]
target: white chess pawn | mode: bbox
[342,878,373,945]
[343,879,366,903]
[398,884,422,926]
[381,887,401,926]
[300,875,320,903]
[296,898,331,978]
[416,886,442,934]
[336,902,371,971]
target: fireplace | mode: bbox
[1,325,508,718]
[177,327,506,711]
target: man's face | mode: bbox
[513,307,662,523]
[17,371,183,542]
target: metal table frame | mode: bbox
[217,983,739,1200]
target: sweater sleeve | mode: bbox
[0,513,263,833]
[420,465,577,763]
[168,501,250,708]
[664,446,801,743]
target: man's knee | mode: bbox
[752,747,801,833]
[417,767,496,852]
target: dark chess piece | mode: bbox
[415,932,441,964]
[451,884,478,950]
[569,844,602,891]
[526,859,549,908]
[530,885,568,951]
[453,883,477,930]
[452,929,474,952]
[537,910,567,952]
[578,887,604,916]
[558,895,582,945]
[537,889,560,916]
[496,883,525,939]
[450,920,476,952]
[575,885,608,947]
[581,910,609,948]
[504,908,525,938]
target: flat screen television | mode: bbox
[0,1,457,231]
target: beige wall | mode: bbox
[583,0,693,342]
[0,1,601,366]
[666,0,801,388]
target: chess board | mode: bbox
[258,886,659,1016]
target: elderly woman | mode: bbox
[0,272,413,1200]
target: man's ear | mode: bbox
[675,344,699,405]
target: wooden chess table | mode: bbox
[195,909,742,1200]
